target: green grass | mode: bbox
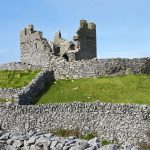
[36,74,150,104]
[52,128,97,140]
[0,70,40,88]
[0,99,15,103]
[0,99,8,103]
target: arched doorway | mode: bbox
[62,54,69,61]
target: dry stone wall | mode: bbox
[0,69,54,104]
[0,88,21,100]
[0,102,149,146]
[0,58,150,146]
[0,57,149,103]
[1,58,149,80]
[49,57,150,79]
[16,69,54,105]
[0,62,42,70]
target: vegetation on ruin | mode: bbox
[0,99,15,103]
[36,74,150,104]
[52,128,114,144]
[0,99,8,103]
[0,70,40,88]
[52,128,97,140]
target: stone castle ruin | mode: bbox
[0,20,150,147]
[20,20,97,65]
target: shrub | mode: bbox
[81,132,97,140]
[52,128,98,140]
[52,128,80,138]
[101,139,111,146]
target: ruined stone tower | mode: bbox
[20,20,97,66]
[73,20,97,60]
[20,25,53,66]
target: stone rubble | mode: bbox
[0,130,139,150]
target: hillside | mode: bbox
[35,74,150,104]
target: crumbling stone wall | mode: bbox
[0,69,54,104]
[0,102,149,146]
[49,57,149,79]
[0,58,149,103]
[53,32,70,56]
[20,20,97,64]
[16,69,54,105]
[74,20,97,60]
[0,62,42,70]
[20,25,53,66]
[52,20,97,61]
[0,88,21,100]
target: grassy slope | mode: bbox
[0,70,40,88]
[36,74,150,104]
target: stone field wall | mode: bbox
[0,102,149,146]
[0,62,42,70]
[0,58,150,146]
[16,69,54,105]
[48,57,150,79]
[0,57,149,103]
[0,58,149,80]
[0,88,21,100]
[0,69,54,104]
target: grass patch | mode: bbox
[81,133,97,140]
[0,99,15,103]
[101,139,113,146]
[52,128,81,138]
[0,99,8,103]
[0,70,40,88]
[52,128,97,140]
[36,74,150,104]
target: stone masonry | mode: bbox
[20,20,97,65]
[0,102,149,146]
[0,58,149,103]
[48,57,150,79]
[0,68,54,104]
[20,25,53,66]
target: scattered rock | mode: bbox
[0,130,139,150]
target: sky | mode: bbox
[0,0,150,64]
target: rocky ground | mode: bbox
[0,130,140,150]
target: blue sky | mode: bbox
[0,0,150,63]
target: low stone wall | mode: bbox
[0,58,149,80]
[0,102,149,146]
[0,62,42,70]
[0,88,21,100]
[0,69,54,104]
[49,57,150,79]
[16,69,54,105]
